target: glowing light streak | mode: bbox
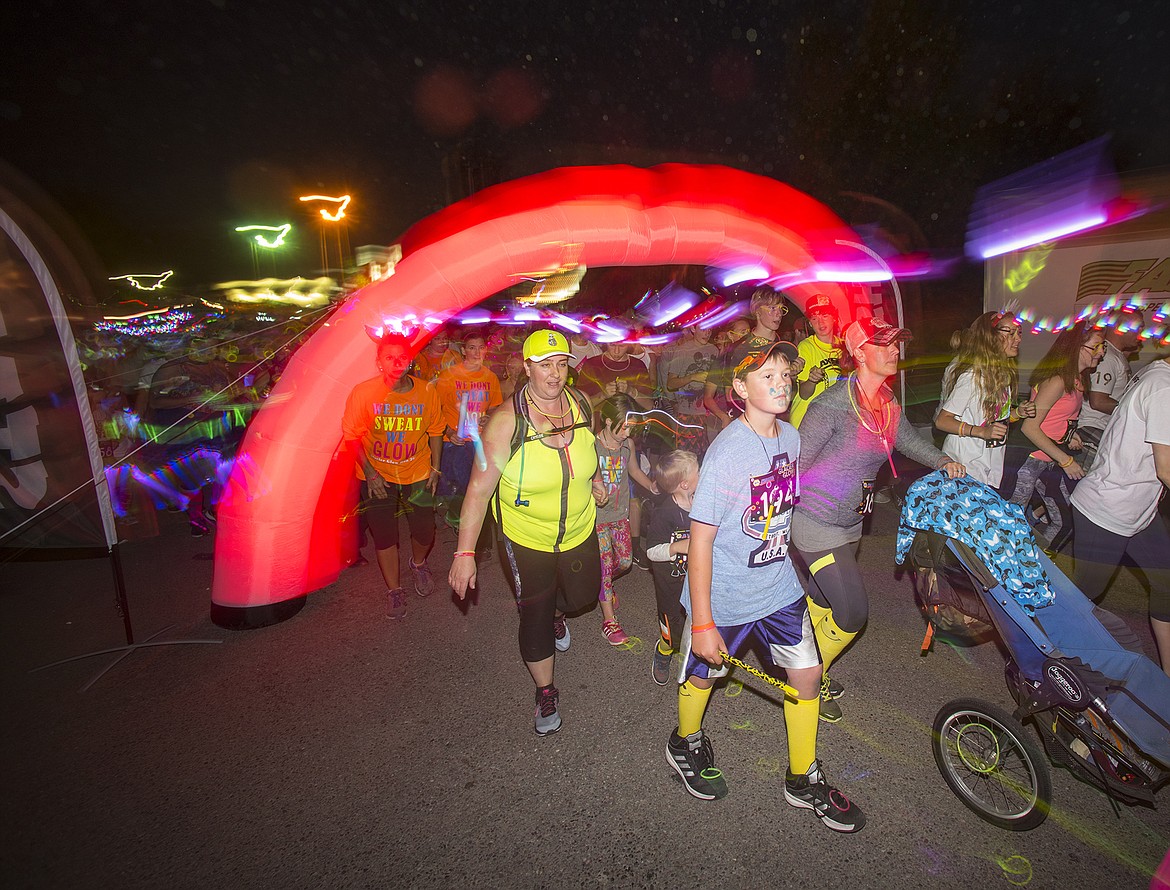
[1004,244,1055,293]
[721,265,770,286]
[546,311,583,334]
[625,409,705,438]
[631,289,655,313]
[993,855,1033,886]
[200,298,225,311]
[214,276,338,308]
[95,310,201,337]
[102,307,169,321]
[648,283,700,327]
[460,397,488,472]
[234,224,292,248]
[512,259,587,306]
[630,333,679,346]
[696,302,745,330]
[813,264,893,283]
[456,309,494,325]
[109,270,174,291]
[978,212,1108,260]
[298,194,351,221]
[365,313,444,341]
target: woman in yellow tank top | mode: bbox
[450,330,607,736]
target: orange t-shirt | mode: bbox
[434,364,502,441]
[342,375,443,484]
[412,349,459,383]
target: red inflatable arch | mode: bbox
[210,164,870,627]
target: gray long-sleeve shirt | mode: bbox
[794,377,947,548]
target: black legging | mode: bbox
[503,534,602,662]
[797,542,869,633]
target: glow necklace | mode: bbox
[526,391,572,422]
[847,373,898,478]
[524,388,576,477]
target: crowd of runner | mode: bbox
[85,286,1170,836]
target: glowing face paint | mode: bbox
[234,224,292,248]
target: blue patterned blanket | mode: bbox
[895,472,1054,613]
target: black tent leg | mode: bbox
[110,543,134,645]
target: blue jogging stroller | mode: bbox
[897,472,1170,830]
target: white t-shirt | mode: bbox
[1070,359,1170,537]
[937,368,1006,487]
[568,340,600,369]
[1079,341,1131,432]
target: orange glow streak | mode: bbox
[108,270,174,290]
[299,194,352,222]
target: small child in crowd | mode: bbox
[646,449,699,685]
[594,394,657,645]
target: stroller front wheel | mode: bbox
[932,698,1052,831]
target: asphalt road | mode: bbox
[2,503,1167,889]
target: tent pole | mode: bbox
[109,543,134,645]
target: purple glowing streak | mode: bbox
[813,265,893,283]
[649,283,700,326]
[721,265,770,287]
[977,212,1110,260]
[966,136,1121,260]
[696,301,746,330]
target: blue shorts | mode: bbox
[679,596,820,683]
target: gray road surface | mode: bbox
[2,505,1167,889]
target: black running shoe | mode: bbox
[631,551,650,571]
[666,730,728,800]
[652,645,674,687]
[784,760,866,833]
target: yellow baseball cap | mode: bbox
[522,329,572,362]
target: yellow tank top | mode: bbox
[496,393,597,552]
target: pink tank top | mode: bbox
[1030,385,1082,461]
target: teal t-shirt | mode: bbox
[682,418,803,625]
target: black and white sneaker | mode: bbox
[631,551,650,571]
[535,685,561,736]
[553,616,571,652]
[666,729,728,800]
[784,760,866,833]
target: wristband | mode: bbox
[453,550,476,558]
[691,621,716,634]
[958,421,968,438]
[1058,455,1075,469]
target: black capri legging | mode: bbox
[796,542,869,634]
[503,533,602,663]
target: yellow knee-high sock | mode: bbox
[784,695,820,775]
[813,612,858,675]
[806,594,832,631]
[677,680,714,736]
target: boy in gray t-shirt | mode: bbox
[665,339,865,834]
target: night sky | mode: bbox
[3,0,1169,290]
